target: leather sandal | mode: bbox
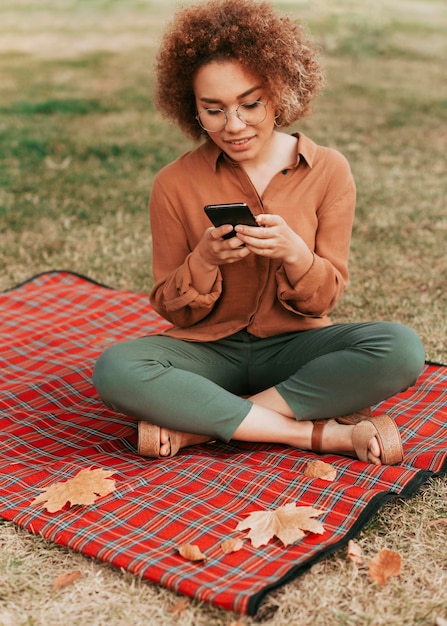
[311,413,404,465]
[336,408,403,464]
[137,421,213,458]
[335,407,371,424]
[137,422,183,458]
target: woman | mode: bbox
[93,0,425,465]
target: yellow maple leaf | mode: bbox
[32,467,116,513]
[236,503,325,548]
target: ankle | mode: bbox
[311,419,354,456]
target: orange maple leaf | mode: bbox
[32,468,116,513]
[347,539,364,565]
[427,517,447,527]
[169,598,190,616]
[53,570,82,590]
[221,538,244,554]
[236,503,325,548]
[369,548,402,585]
[177,544,207,561]
[304,460,337,482]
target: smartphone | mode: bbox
[204,202,259,239]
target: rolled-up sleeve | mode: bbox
[154,253,222,327]
[148,170,224,327]
[276,254,346,317]
[275,150,355,318]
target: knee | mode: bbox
[92,343,131,403]
[384,322,425,387]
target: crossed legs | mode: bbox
[93,322,425,464]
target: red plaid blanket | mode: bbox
[0,271,446,615]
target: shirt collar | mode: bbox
[200,132,317,172]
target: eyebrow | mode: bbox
[199,84,263,104]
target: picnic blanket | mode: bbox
[0,270,446,615]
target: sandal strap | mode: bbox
[311,419,327,454]
[351,415,404,465]
[369,414,404,465]
[137,421,162,457]
[336,407,372,425]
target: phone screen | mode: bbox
[204,202,259,238]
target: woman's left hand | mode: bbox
[234,214,314,285]
[234,214,302,263]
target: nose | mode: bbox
[224,110,247,131]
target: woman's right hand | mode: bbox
[187,226,252,295]
[193,225,253,271]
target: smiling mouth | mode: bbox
[226,137,253,145]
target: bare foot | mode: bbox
[316,419,382,465]
[159,428,212,457]
[159,428,172,457]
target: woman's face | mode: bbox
[193,60,276,165]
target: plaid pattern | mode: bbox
[0,271,446,615]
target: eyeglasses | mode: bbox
[196,100,268,133]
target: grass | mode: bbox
[0,0,446,624]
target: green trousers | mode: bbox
[93,322,425,442]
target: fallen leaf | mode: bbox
[178,544,207,561]
[53,570,82,590]
[169,598,190,616]
[32,468,116,513]
[347,539,364,565]
[221,538,244,554]
[45,156,71,170]
[236,503,325,548]
[368,549,402,585]
[427,517,447,527]
[304,460,337,482]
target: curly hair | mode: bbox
[155,0,325,141]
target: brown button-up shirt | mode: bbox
[149,132,356,341]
